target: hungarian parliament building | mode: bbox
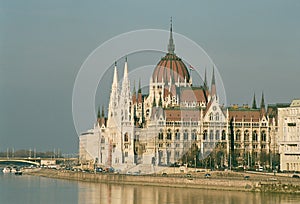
[79,24,289,172]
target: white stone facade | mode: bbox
[278,99,300,171]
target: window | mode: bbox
[221,130,226,140]
[203,130,208,140]
[215,130,220,140]
[244,130,249,141]
[235,130,241,141]
[125,152,128,157]
[215,112,219,121]
[252,130,258,141]
[209,113,213,121]
[209,130,214,140]
[184,130,189,140]
[191,130,197,140]
[124,133,129,142]
[101,137,105,143]
[167,129,172,140]
[175,129,180,140]
[158,129,163,140]
[261,130,267,142]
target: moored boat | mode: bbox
[15,171,23,175]
[2,167,11,173]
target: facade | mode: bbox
[79,23,279,171]
[278,99,300,172]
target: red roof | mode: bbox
[152,53,189,83]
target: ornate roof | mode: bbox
[152,53,190,83]
[152,19,190,84]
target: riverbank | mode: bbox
[26,169,300,193]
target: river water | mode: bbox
[1,173,300,204]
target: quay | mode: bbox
[27,169,300,194]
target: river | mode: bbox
[1,173,300,204]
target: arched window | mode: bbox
[209,113,213,121]
[244,130,249,141]
[124,133,129,142]
[215,112,219,121]
[101,137,105,143]
[175,129,180,140]
[158,129,163,140]
[167,129,172,140]
[184,130,189,140]
[215,130,220,140]
[252,130,258,141]
[203,130,207,140]
[221,130,226,140]
[209,130,214,140]
[261,130,267,142]
[191,129,197,140]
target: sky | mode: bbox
[1,0,299,153]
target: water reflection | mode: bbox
[78,182,300,204]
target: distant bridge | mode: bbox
[0,157,78,166]
[0,159,40,166]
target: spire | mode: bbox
[152,92,157,107]
[211,67,215,86]
[101,105,105,117]
[133,80,136,94]
[167,17,175,54]
[260,92,265,109]
[158,92,163,107]
[97,106,101,118]
[252,93,257,109]
[204,68,208,90]
[123,57,128,80]
[211,67,216,98]
[138,78,141,93]
[112,61,118,87]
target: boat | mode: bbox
[2,167,11,173]
[15,171,23,175]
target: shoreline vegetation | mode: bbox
[26,169,300,194]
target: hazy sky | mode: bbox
[1,0,299,153]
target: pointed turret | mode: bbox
[137,78,143,103]
[107,61,119,128]
[252,93,257,109]
[120,57,131,122]
[112,61,118,88]
[260,92,266,117]
[132,80,137,104]
[167,17,175,54]
[101,105,105,118]
[99,105,106,127]
[260,92,265,109]
[204,68,208,90]
[123,57,128,80]
[211,67,216,98]
[152,92,157,107]
[158,92,163,107]
[138,78,141,94]
[97,106,101,119]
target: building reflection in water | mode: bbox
[78,182,300,204]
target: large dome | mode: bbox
[152,53,190,83]
[152,20,190,83]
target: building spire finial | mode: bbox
[168,17,175,54]
[260,92,265,109]
[204,68,208,90]
[211,67,216,97]
[252,93,257,109]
